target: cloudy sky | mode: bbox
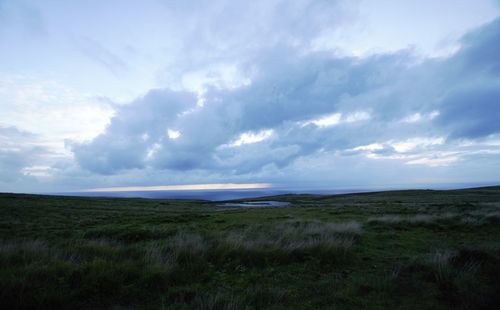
[1,0,500,193]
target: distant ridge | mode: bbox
[1,184,499,202]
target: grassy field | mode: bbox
[1,187,500,309]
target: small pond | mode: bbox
[217,201,291,208]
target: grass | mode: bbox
[0,186,500,309]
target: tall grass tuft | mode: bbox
[426,249,459,286]
[0,239,58,266]
[192,291,242,310]
[368,211,500,228]
[169,232,208,264]
[211,220,362,265]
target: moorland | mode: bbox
[1,186,500,309]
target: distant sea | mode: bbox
[49,182,498,201]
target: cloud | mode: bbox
[0,125,48,186]
[73,36,129,76]
[457,16,500,75]
[1,2,497,191]
[434,18,500,139]
[71,17,500,181]
[0,0,46,36]
[0,74,115,150]
[437,85,500,139]
[72,89,197,174]
[153,0,357,91]
[72,49,405,174]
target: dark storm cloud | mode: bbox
[438,85,500,139]
[435,18,500,139]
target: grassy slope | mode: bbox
[1,187,499,309]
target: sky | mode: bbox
[1,0,500,193]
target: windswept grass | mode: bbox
[142,220,362,269]
[0,240,55,265]
[213,220,360,266]
[387,247,500,309]
[367,210,500,229]
[1,187,499,309]
[191,291,242,310]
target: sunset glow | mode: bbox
[82,183,273,192]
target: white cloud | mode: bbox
[352,143,384,152]
[406,156,459,167]
[228,129,274,147]
[401,110,440,123]
[343,111,371,123]
[305,113,342,127]
[301,111,370,128]
[0,74,115,153]
[391,137,445,153]
[146,143,161,160]
[181,63,252,93]
[167,129,181,140]
[21,165,55,177]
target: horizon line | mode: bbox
[79,183,273,192]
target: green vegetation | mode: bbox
[1,187,500,309]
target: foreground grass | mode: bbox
[1,187,500,309]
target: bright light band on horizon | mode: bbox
[81,183,273,192]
